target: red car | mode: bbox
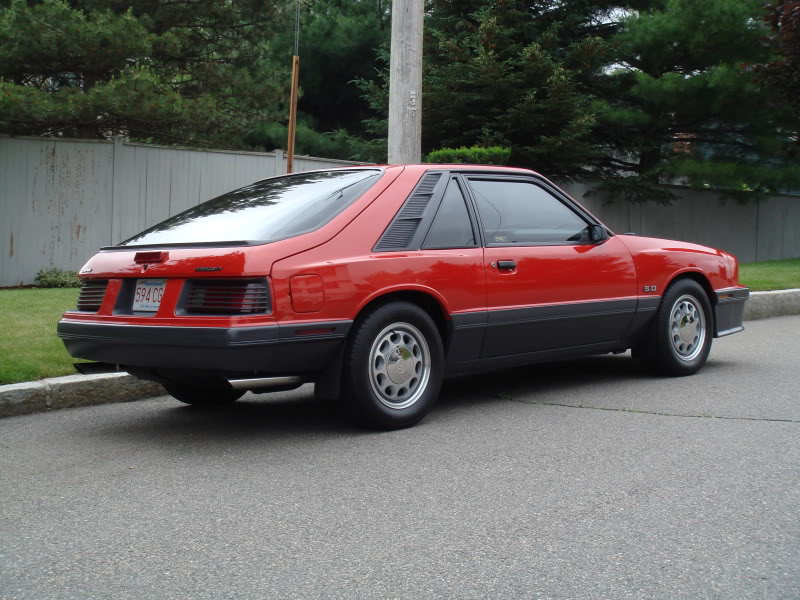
[58,165,749,428]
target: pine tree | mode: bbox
[0,0,284,146]
[422,0,619,180]
[759,1,800,110]
[593,0,800,199]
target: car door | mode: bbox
[464,175,638,358]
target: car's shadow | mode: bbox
[95,353,735,444]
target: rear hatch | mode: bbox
[64,168,384,324]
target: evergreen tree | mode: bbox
[423,0,620,179]
[593,0,800,199]
[0,0,284,146]
[759,1,800,110]
[246,0,390,159]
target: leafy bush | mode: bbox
[34,268,81,288]
[245,122,374,162]
[425,146,512,165]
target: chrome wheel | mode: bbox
[368,322,431,410]
[669,294,706,362]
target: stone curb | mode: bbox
[743,288,800,321]
[0,373,164,419]
[2,288,799,420]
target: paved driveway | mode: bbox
[1,316,798,599]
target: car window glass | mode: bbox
[423,179,475,248]
[469,179,588,245]
[120,170,381,247]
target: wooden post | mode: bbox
[388,0,423,164]
[286,55,300,174]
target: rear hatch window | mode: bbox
[119,169,382,248]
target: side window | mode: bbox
[422,179,476,249]
[468,179,588,245]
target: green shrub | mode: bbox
[34,268,81,288]
[244,122,373,161]
[425,146,512,165]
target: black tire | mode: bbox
[648,279,713,376]
[342,301,444,430]
[163,383,245,406]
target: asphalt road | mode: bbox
[2,316,799,600]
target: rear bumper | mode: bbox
[57,320,351,374]
[714,287,749,337]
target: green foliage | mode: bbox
[758,1,800,109]
[662,159,800,196]
[425,146,511,165]
[584,176,678,206]
[2,0,798,198]
[592,0,800,199]
[421,0,615,180]
[34,268,81,288]
[274,0,390,134]
[245,121,373,161]
[0,0,284,146]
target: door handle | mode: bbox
[496,260,517,271]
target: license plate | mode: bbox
[132,279,166,312]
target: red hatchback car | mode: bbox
[58,165,749,428]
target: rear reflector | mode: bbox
[183,279,270,315]
[76,280,109,312]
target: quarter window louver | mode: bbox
[76,280,109,312]
[375,172,442,251]
[183,279,270,315]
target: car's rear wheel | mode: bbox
[647,279,713,376]
[163,383,245,406]
[342,301,444,429]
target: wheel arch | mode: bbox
[664,270,717,307]
[634,270,716,362]
[313,289,452,401]
[352,289,451,350]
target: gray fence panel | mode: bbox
[756,196,800,262]
[562,182,786,264]
[0,136,367,285]
[1,135,798,286]
[0,138,114,286]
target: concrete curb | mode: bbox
[743,288,800,321]
[0,373,163,419]
[2,288,799,420]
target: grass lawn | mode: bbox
[0,288,85,385]
[739,258,800,292]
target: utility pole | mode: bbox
[388,0,423,164]
[286,55,300,173]
[286,0,301,173]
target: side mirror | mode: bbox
[589,224,609,243]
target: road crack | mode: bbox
[496,396,800,424]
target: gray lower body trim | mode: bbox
[57,320,352,373]
[714,287,749,337]
[450,298,641,364]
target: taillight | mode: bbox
[76,280,109,312]
[134,251,167,264]
[182,279,270,315]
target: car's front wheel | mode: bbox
[342,301,444,429]
[163,383,245,406]
[647,279,713,376]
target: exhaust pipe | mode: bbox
[74,362,122,375]
[225,375,303,391]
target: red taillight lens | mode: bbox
[182,279,270,315]
[134,251,167,264]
